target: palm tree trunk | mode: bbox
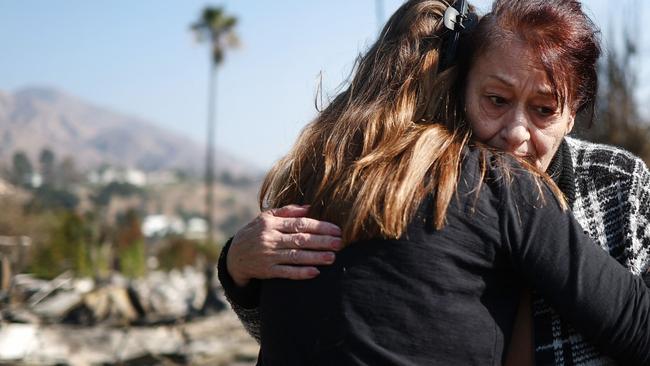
[205,63,217,245]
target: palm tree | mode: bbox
[191,7,239,245]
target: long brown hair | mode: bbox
[260,0,469,243]
[260,0,566,244]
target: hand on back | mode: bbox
[227,204,343,287]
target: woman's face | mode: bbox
[464,40,576,171]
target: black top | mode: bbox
[250,147,650,365]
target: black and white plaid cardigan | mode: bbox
[533,137,650,366]
[218,136,650,365]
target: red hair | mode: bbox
[459,0,601,123]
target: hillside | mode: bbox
[0,87,260,177]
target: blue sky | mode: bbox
[0,0,647,169]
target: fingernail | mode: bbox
[325,253,336,263]
[308,268,320,276]
[332,239,343,250]
[329,224,342,235]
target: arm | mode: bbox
[505,156,650,365]
[217,204,342,341]
[631,157,650,275]
[226,204,342,287]
[218,238,263,341]
[501,177,650,365]
[630,158,650,285]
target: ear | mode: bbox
[566,114,576,134]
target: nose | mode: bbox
[501,109,530,150]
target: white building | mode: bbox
[88,167,147,187]
[141,215,185,238]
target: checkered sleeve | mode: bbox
[626,156,650,275]
[532,138,650,365]
[217,238,262,343]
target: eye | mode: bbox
[487,95,508,107]
[535,105,557,117]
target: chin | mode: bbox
[537,160,550,171]
[525,157,544,171]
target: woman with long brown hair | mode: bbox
[219,0,650,364]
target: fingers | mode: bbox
[277,233,342,251]
[268,204,310,218]
[275,249,336,266]
[270,265,320,280]
[274,216,342,236]
[265,205,342,236]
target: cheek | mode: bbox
[530,133,555,157]
[470,121,494,142]
[467,103,500,142]
[466,96,488,139]
[529,126,566,166]
[465,77,504,143]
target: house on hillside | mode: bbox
[141,215,207,240]
[88,167,147,187]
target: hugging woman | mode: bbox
[219,0,650,364]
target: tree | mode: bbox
[27,185,79,212]
[115,209,146,278]
[57,156,82,188]
[11,151,33,187]
[90,181,142,207]
[576,4,650,163]
[190,7,239,245]
[39,148,55,186]
[29,212,92,279]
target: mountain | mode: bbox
[0,87,260,177]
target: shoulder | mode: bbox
[462,146,558,210]
[565,136,648,179]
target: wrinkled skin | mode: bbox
[465,39,575,171]
[227,204,342,286]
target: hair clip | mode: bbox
[443,0,472,31]
[439,0,478,72]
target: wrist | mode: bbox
[226,249,251,287]
[229,267,251,287]
[217,237,261,309]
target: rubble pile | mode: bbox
[0,268,258,365]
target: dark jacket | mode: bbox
[220,146,650,365]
